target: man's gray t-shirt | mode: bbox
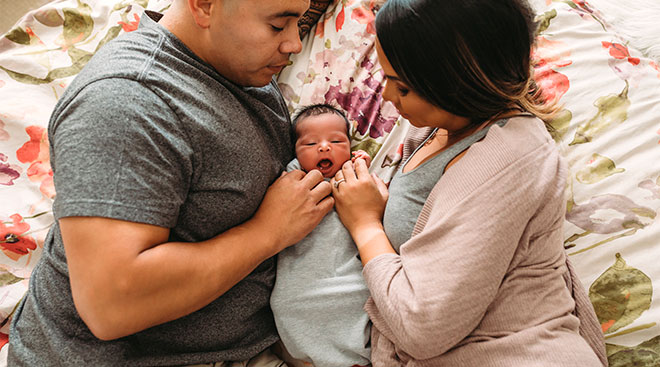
[9,11,293,366]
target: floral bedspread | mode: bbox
[0,0,659,365]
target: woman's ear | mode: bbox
[187,0,214,28]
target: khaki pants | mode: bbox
[185,347,287,367]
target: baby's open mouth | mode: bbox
[317,159,333,170]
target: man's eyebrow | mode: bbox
[271,11,303,19]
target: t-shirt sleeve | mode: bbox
[50,77,193,228]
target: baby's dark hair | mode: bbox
[291,103,352,138]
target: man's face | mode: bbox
[295,113,352,178]
[205,0,309,87]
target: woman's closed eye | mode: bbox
[397,86,410,96]
[271,25,284,32]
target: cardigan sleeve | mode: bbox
[363,121,567,360]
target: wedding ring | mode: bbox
[334,178,346,188]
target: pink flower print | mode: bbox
[0,153,22,186]
[324,80,397,139]
[650,61,660,79]
[0,214,38,261]
[0,118,9,141]
[118,13,140,33]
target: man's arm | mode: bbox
[62,170,333,341]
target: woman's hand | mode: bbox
[331,158,388,240]
[332,158,396,264]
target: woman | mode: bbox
[330,0,608,365]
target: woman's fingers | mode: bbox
[373,173,389,200]
[341,160,358,184]
[353,158,369,180]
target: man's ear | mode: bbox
[187,0,214,28]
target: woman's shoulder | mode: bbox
[463,115,559,173]
[486,115,555,154]
[426,115,565,211]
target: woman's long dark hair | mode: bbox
[375,0,557,124]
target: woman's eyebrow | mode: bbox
[385,74,402,82]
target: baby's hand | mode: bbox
[351,150,372,167]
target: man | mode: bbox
[8,0,333,365]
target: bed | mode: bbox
[1,0,659,365]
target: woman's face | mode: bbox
[376,40,470,132]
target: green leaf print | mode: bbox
[35,8,65,27]
[95,25,123,52]
[62,0,94,46]
[570,81,630,145]
[0,270,23,287]
[589,253,653,335]
[535,8,557,35]
[352,139,381,160]
[549,108,572,142]
[607,335,660,367]
[5,27,31,45]
[113,0,149,11]
[576,153,625,184]
[0,46,93,85]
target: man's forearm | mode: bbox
[64,216,279,341]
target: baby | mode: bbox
[286,104,371,177]
[271,104,371,367]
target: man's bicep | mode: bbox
[60,216,170,278]
[51,78,191,228]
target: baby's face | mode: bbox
[295,113,351,178]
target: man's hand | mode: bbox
[250,169,333,252]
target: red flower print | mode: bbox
[118,13,140,33]
[16,126,54,198]
[0,214,37,261]
[532,37,572,102]
[602,41,640,65]
[350,1,380,35]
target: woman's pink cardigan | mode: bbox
[363,116,607,366]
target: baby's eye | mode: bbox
[305,142,316,146]
[331,140,343,143]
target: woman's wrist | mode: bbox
[350,222,397,265]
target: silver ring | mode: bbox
[334,178,346,188]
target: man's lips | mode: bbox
[268,62,290,73]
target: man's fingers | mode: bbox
[317,195,335,215]
[311,180,332,202]
[301,169,324,189]
[283,169,305,181]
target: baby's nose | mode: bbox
[319,142,331,151]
